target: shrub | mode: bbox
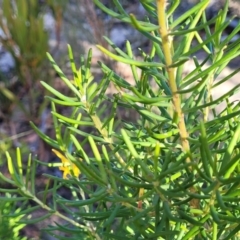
[2,0,240,239]
[0,0,66,118]
[0,0,48,116]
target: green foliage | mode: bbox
[0,133,12,165]
[0,0,48,76]
[0,0,66,117]
[0,0,49,116]
[2,0,240,239]
[0,193,27,240]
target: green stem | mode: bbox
[27,191,102,240]
[87,107,130,171]
[156,0,190,159]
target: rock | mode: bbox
[0,29,15,73]
[0,48,15,73]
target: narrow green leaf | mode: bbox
[220,122,240,177]
[138,109,170,122]
[0,197,27,202]
[52,112,93,126]
[121,129,139,158]
[41,81,77,102]
[47,53,82,99]
[97,45,165,68]
[5,151,23,186]
[170,0,209,29]
[129,13,159,31]
[88,136,108,183]
[30,121,59,149]
[67,44,82,90]
[19,213,53,224]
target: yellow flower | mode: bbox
[52,149,80,179]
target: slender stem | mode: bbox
[156,0,190,159]
[28,193,102,240]
[88,107,130,170]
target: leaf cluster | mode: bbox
[0,0,48,70]
[1,0,240,239]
